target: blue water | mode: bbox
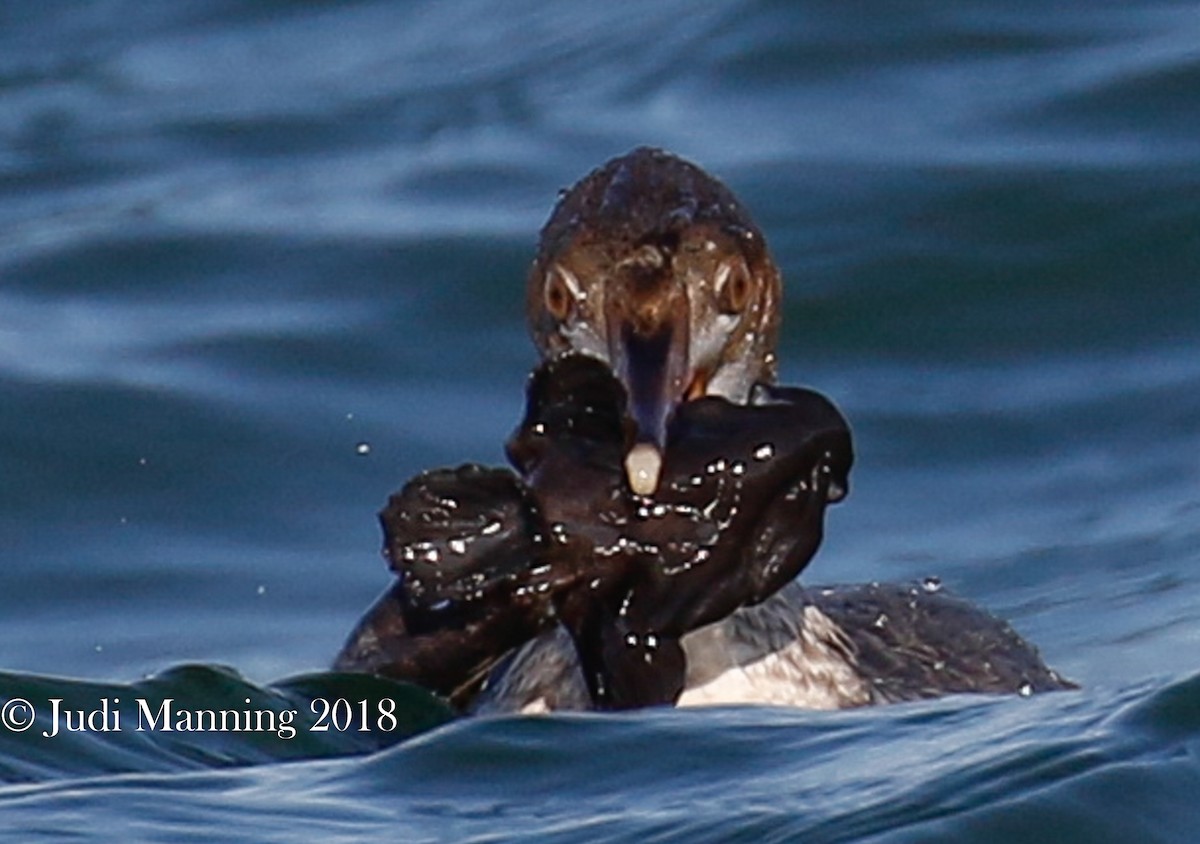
[2,1,1199,840]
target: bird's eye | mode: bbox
[716,260,753,315]
[544,267,576,322]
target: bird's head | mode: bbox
[526,148,782,493]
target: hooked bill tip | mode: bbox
[624,442,663,497]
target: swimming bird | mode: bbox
[472,147,1072,711]
[335,148,1070,710]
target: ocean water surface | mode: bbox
[1,1,1199,840]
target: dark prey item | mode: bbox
[334,355,852,709]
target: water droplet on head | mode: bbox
[922,576,943,594]
[1019,683,1033,698]
[753,443,774,461]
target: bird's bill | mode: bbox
[616,322,688,447]
[607,304,698,496]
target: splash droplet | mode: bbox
[355,442,371,456]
